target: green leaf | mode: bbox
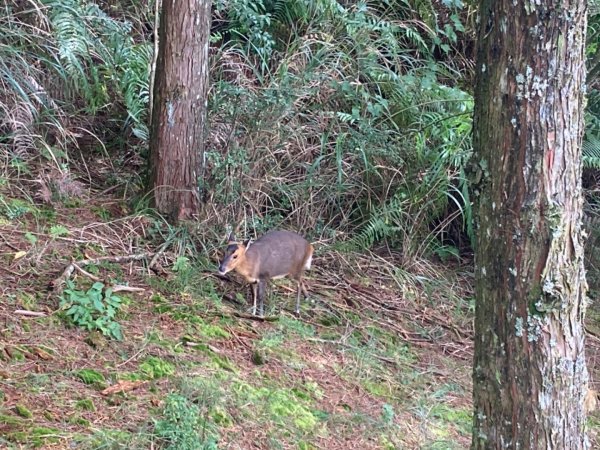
[49,225,70,237]
[59,280,124,340]
[93,298,104,312]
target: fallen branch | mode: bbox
[112,285,146,293]
[72,263,101,282]
[149,240,171,269]
[14,309,47,317]
[51,253,152,293]
[101,380,148,396]
[231,311,279,322]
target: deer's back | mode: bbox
[246,231,311,280]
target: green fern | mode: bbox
[583,134,600,169]
[349,194,407,251]
[42,0,151,135]
[208,0,474,253]
[584,102,600,170]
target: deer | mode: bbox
[218,230,313,316]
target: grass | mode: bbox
[1,187,596,449]
[0,272,473,449]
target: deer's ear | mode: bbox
[227,232,236,244]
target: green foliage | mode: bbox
[14,404,33,419]
[75,369,106,386]
[2,0,478,256]
[60,281,124,340]
[172,256,191,273]
[6,426,62,447]
[49,225,70,237]
[209,0,473,254]
[585,8,600,170]
[0,0,151,162]
[584,91,600,169]
[0,197,32,220]
[42,0,151,139]
[216,0,275,67]
[233,381,320,432]
[194,321,231,339]
[139,356,176,380]
[381,403,395,425]
[75,398,96,411]
[277,316,315,338]
[76,428,147,449]
[154,394,219,450]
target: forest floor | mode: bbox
[0,187,599,449]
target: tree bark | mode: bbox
[471,1,589,449]
[148,0,211,221]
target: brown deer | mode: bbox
[218,230,313,316]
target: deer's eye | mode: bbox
[233,255,238,259]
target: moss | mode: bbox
[8,348,25,361]
[361,380,393,397]
[75,369,106,386]
[259,331,285,349]
[139,356,175,379]
[251,349,266,365]
[527,283,544,312]
[84,331,107,349]
[291,387,311,401]
[429,404,472,436]
[9,426,61,447]
[379,436,397,450]
[69,415,91,427]
[209,354,238,373]
[91,206,111,220]
[233,382,320,433]
[84,429,136,448]
[277,316,315,338]
[0,413,25,426]
[318,315,341,326]
[75,399,96,411]
[118,371,142,382]
[211,407,233,426]
[14,404,33,419]
[269,393,318,432]
[195,320,230,339]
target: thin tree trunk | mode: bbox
[148,0,210,221]
[471,1,589,449]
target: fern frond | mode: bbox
[42,0,150,137]
[583,134,600,169]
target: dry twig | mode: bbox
[51,253,152,293]
[112,285,146,293]
[14,309,47,317]
[101,380,148,396]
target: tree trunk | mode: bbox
[148,0,211,221]
[471,1,589,449]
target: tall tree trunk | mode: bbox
[471,1,589,449]
[148,0,210,221]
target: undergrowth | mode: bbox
[60,281,124,340]
[3,0,599,265]
[0,1,599,449]
[155,392,219,450]
[206,0,474,260]
[0,0,476,261]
